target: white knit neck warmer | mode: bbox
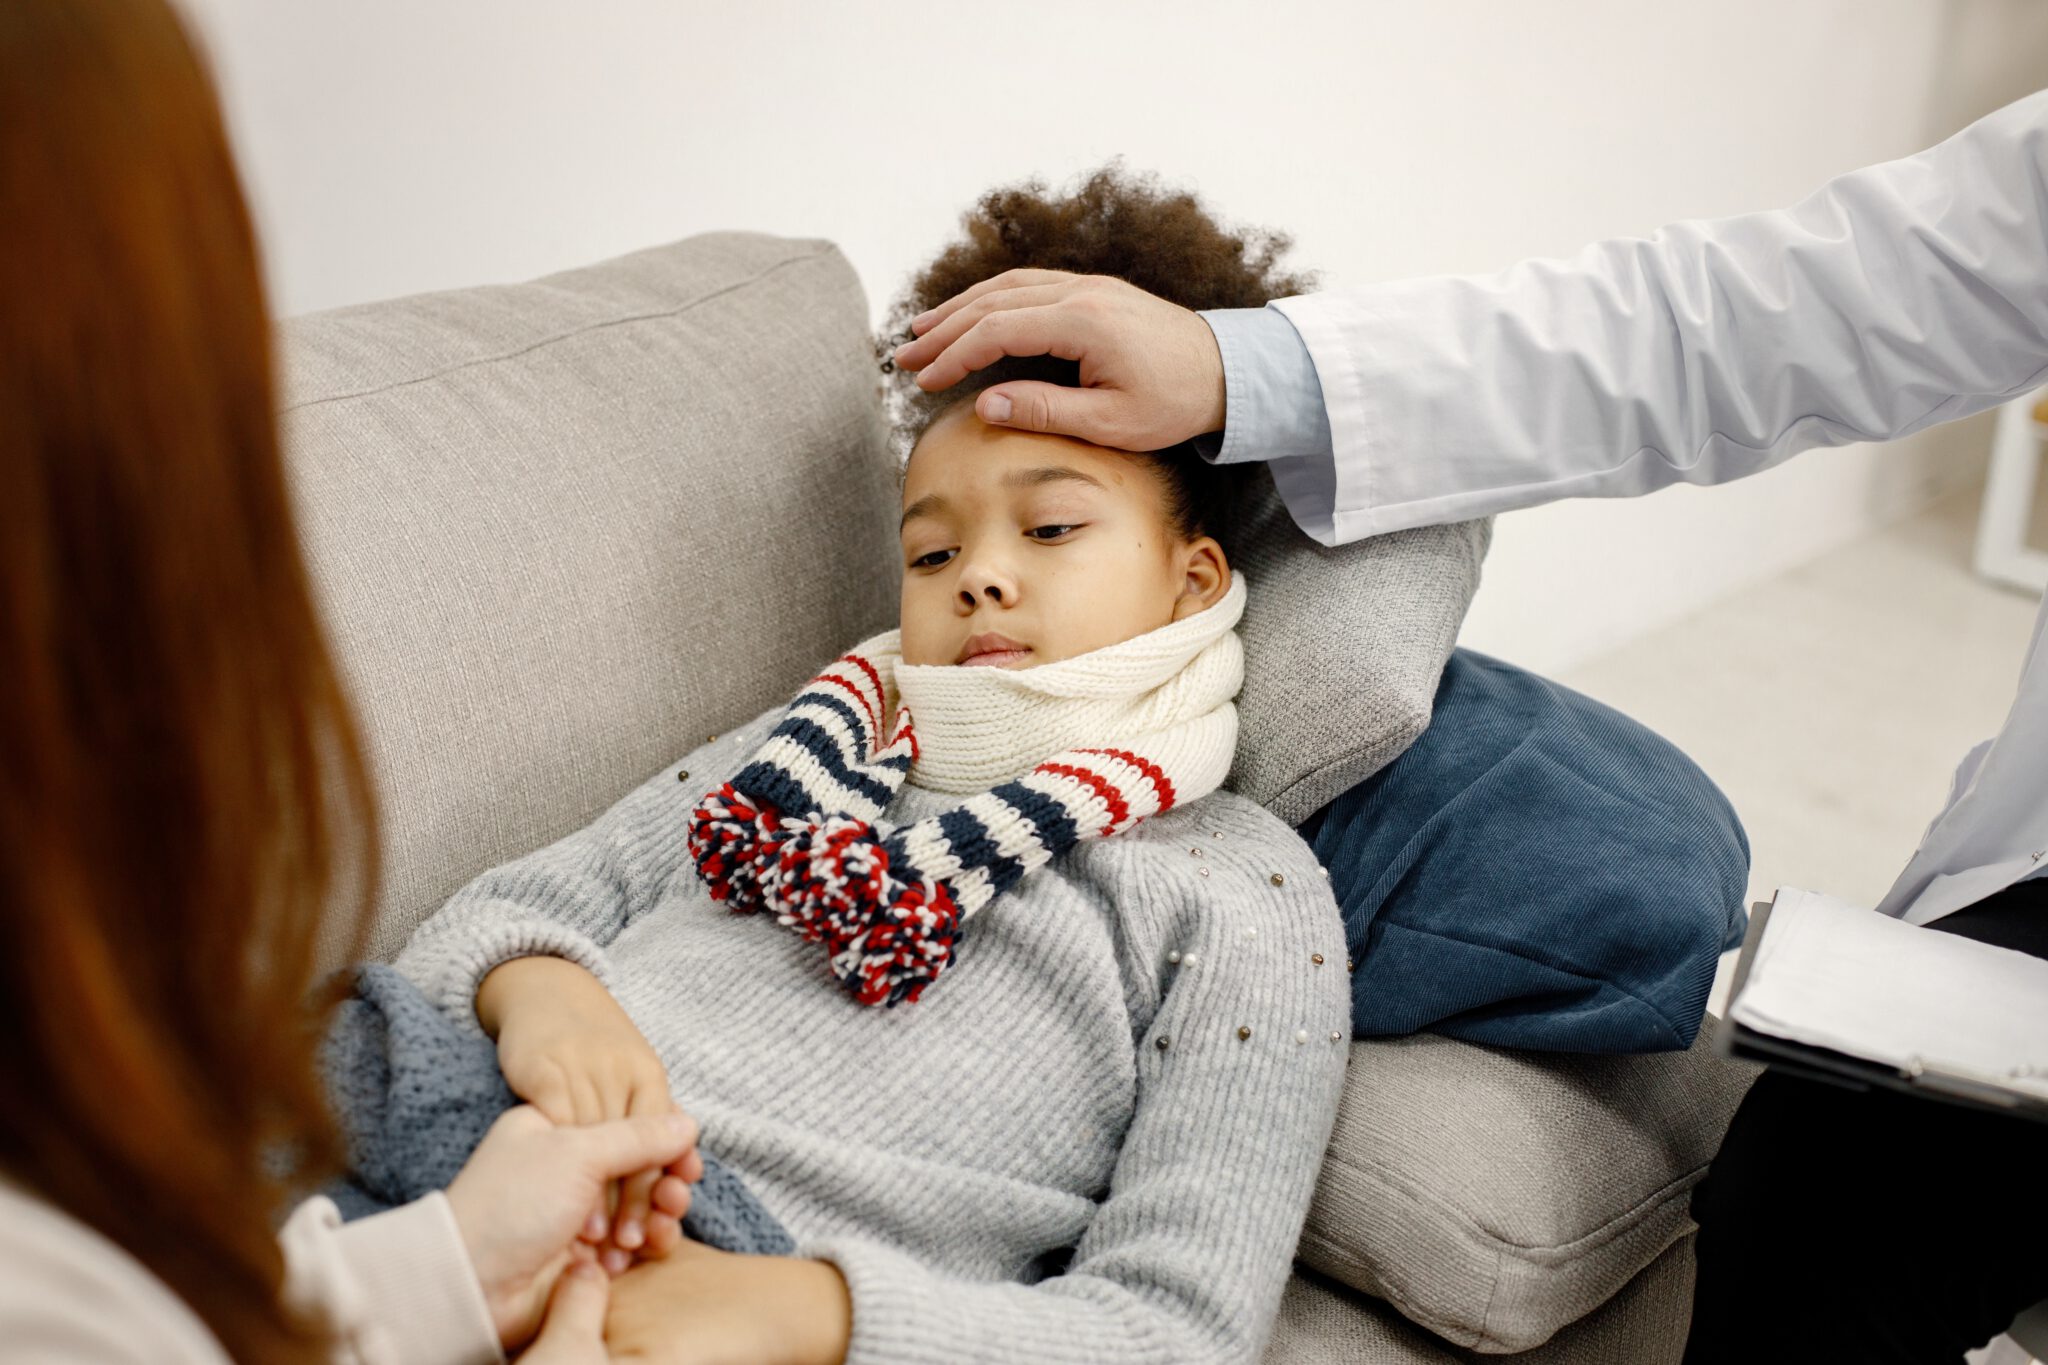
[890,571,1246,796]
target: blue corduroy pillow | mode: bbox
[1298,649,1750,1054]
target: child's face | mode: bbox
[898,404,1230,668]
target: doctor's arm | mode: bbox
[1205,88,2048,544]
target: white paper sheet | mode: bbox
[1729,886,2048,1096]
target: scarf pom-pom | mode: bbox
[758,818,961,1007]
[766,815,892,945]
[688,784,785,911]
[830,876,961,1008]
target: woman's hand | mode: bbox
[444,1105,701,1351]
[516,1258,613,1365]
[605,1241,853,1365]
[886,268,1226,452]
[478,955,702,1271]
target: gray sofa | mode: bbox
[280,230,1759,1361]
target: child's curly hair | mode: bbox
[877,159,1320,544]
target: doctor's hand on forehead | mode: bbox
[890,268,1222,452]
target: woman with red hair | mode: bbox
[0,1,702,1359]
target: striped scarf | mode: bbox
[688,574,1246,1006]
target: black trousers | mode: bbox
[1684,876,2048,1363]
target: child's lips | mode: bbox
[957,633,1031,666]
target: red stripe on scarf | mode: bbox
[1037,760,1131,837]
[893,706,920,763]
[1076,748,1178,816]
[841,653,888,726]
[819,671,880,744]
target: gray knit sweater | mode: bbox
[395,706,1352,1364]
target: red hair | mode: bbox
[0,1,377,1358]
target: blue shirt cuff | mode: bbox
[1194,305,1342,544]
[1192,305,1336,466]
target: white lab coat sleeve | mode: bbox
[1262,87,2048,545]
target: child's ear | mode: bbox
[1171,537,1231,621]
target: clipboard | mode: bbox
[1717,895,2048,1125]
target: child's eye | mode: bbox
[910,548,956,569]
[1026,524,1078,542]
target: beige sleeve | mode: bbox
[278,1193,503,1365]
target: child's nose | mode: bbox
[958,578,1010,608]
[955,559,1017,609]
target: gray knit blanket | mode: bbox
[319,963,793,1255]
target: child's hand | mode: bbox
[477,956,706,1271]
[604,1241,853,1365]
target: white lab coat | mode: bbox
[1267,88,2048,926]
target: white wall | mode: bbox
[178,0,2048,674]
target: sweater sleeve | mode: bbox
[278,1194,501,1365]
[393,713,778,1035]
[794,814,1352,1365]
[0,1182,500,1365]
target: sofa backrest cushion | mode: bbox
[1225,477,1489,826]
[280,232,900,966]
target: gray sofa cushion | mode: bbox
[1265,1242,1698,1364]
[1298,1022,1758,1353]
[1224,471,1490,826]
[281,232,902,967]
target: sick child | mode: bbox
[394,163,1350,1364]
